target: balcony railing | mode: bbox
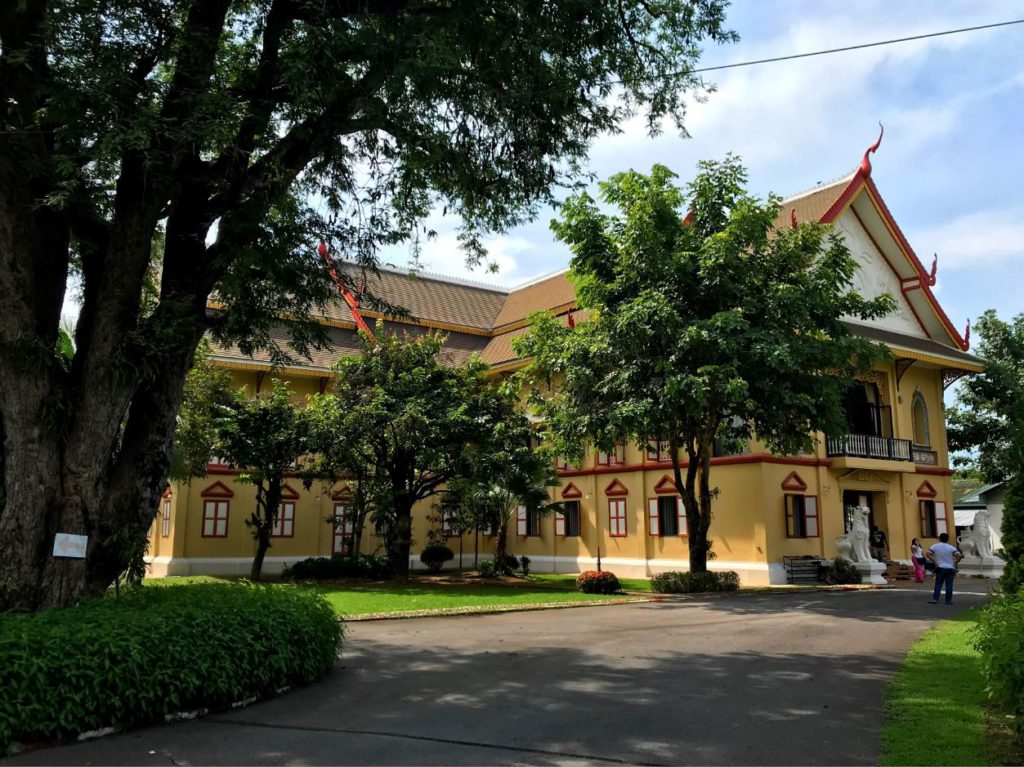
[826,434,913,462]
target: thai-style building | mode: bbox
[147,145,982,584]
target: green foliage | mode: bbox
[651,570,739,593]
[974,593,1024,734]
[947,311,1024,592]
[478,555,521,578]
[285,555,392,581]
[576,570,621,594]
[519,556,532,577]
[311,330,538,576]
[169,343,236,482]
[0,584,341,754]
[517,160,892,573]
[419,545,455,573]
[822,557,862,585]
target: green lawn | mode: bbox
[881,609,1013,766]
[146,575,634,616]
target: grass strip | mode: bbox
[881,609,1004,766]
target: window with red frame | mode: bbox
[608,499,627,537]
[202,500,229,537]
[555,501,581,537]
[597,443,627,466]
[648,496,687,536]
[271,501,295,537]
[333,503,354,554]
[784,494,819,538]
[646,438,671,463]
[161,500,171,538]
[919,500,948,538]
[555,454,577,471]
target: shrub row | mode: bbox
[0,583,342,754]
[974,591,1024,734]
[576,570,621,594]
[284,554,391,580]
[651,570,740,594]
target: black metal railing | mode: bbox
[826,434,913,461]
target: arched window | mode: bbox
[912,390,930,446]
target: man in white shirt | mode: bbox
[926,533,963,605]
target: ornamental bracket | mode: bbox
[942,368,970,390]
[894,358,916,391]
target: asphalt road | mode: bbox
[6,580,992,766]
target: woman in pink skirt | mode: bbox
[910,538,925,582]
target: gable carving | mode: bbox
[604,479,629,496]
[561,482,583,499]
[200,480,234,498]
[781,471,808,492]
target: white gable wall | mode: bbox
[831,212,928,339]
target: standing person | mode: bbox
[910,538,925,583]
[926,533,963,605]
[870,525,888,562]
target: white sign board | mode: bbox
[53,533,88,559]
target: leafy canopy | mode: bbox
[518,159,894,461]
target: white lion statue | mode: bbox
[958,510,993,559]
[836,506,873,563]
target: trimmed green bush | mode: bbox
[576,570,621,594]
[420,544,455,572]
[285,554,391,580]
[0,583,342,754]
[519,556,531,577]
[974,592,1024,733]
[651,570,740,594]
[478,555,520,578]
[822,557,862,585]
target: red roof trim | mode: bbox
[781,471,808,492]
[560,482,583,499]
[917,480,938,498]
[200,480,235,498]
[653,475,678,494]
[604,479,629,496]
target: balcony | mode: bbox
[826,434,913,462]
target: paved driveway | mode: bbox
[6,580,992,766]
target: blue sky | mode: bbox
[409,0,1024,338]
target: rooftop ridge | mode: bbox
[780,170,856,205]
[368,261,510,294]
[509,266,571,292]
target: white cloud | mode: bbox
[912,207,1024,271]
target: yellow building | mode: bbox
[148,155,982,585]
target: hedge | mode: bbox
[651,570,740,594]
[284,554,391,580]
[973,591,1024,734]
[0,583,342,754]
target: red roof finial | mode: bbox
[567,308,576,329]
[859,122,884,177]
[964,319,971,349]
[790,209,798,229]
[929,253,938,286]
[318,240,328,258]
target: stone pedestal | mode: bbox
[854,561,887,585]
[958,556,1004,579]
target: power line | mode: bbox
[689,18,1024,76]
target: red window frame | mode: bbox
[555,455,577,471]
[784,494,819,539]
[161,500,171,538]
[202,499,229,538]
[919,500,948,538]
[646,438,671,463]
[333,502,354,554]
[647,496,687,537]
[555,501,582,537]
[608,499,627,537]
[271,501,295,538]
[597,443,627,467]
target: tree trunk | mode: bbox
[672,439,710,574]
[250,478,282,581]
[494,523,508,566]
[390,497,414,579]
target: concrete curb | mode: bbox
[342,596,652,622]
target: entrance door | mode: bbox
[842,490,875,531]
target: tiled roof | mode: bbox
[210,320,489,372]
[773,174,853,230]
[492,270,575,329]
[951,477,985,505]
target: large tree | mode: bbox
[316,330,511,578]
[0,1,734,608]
[947,310,1024,592]
[517,161,893,573]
